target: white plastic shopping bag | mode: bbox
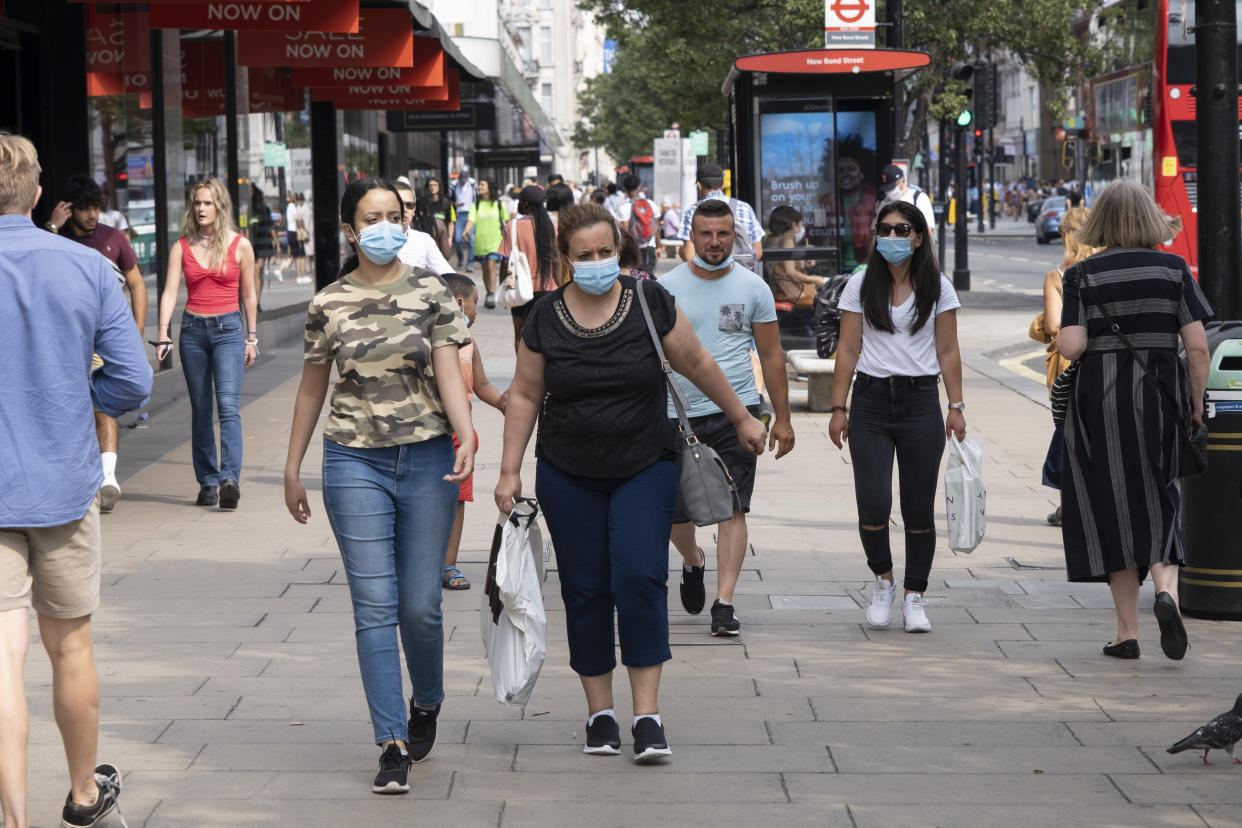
[944,435,986,553]
[480,498,547,707]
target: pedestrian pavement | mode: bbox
[16,276,1242,828]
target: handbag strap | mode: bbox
[1077,271,1191,438]
[633,279,699,444]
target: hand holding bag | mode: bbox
[634,281,737,526]
[496,218,534,309]
[944,435,987,553]
[481,497,547,707]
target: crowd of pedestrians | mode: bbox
[0,121,1222,824]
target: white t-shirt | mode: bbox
[838,272,961,377]
[398,229,454,274]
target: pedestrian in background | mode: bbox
[283,177,475,794]
[545,182,574,225]
[662,198,794,637]
[464,177,507,309]
[1029,206,1096,526]
[677,163,764,275]
[496,202,765,761]
[250,184,279,304]
[47,174,147,513]
[828,201,965,634]
[453,165,477,273]
[423,176,456,261]
[154,177,259,509]
[285,190,306,283]
[763,205,825,308]
[618,174,658,275]
[1055,179,1211,661]
[0,132,151,828]
[499,184,559,350]
[297,191,315,279]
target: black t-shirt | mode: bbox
[522,275,680,479]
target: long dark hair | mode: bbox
[479,176,498,202]
[518,185,558,285]
[859,200,941,334]
[339,177,402,278]
[423,176,451,212]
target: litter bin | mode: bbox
[1180,337,1242,620]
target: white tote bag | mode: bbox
[496,217,534,309]
[480,498,547,707]
[944,435,986,553]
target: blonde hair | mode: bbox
[181,177,237,272]
[1078,178,1177,250]
[1059,206,1100,267]
[0,133,41,215]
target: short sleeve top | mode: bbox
[1061,248,1212,352]
[303,267,471,448]
[521,276,680,478]
[838,272,961,377]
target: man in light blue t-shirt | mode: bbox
[660,198,795,637]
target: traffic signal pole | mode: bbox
[954,126,970,290]
[1195,0,1242,317]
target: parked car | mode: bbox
[1026,197,1045,223]
[1035,196,1067,244]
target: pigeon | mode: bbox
[1167,693,1242,765]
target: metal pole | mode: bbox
[938,119,948,264]
[310,101,340,291]
[149,27,172,371]
[954,126,970,290]
[1196,0,1241,317]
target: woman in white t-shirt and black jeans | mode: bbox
[828,201,966,633]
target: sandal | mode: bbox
[442,565,471,590]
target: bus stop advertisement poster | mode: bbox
[760,109,878,271]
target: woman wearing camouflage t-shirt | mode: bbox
[283,179,475,795]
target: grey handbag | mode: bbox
[634,280,738,526]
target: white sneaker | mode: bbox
[99,476,121,514]
[903,593,932,633]
[865,577,895,628]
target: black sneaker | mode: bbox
[195,485,218,506]
[407,701,440,763]
[631,717,672,763]
[219,479,240,510]
[679,547,706,615]
[61,762,124,827]
[710,599,740,636]
[372,743,411,794]
[583,713,622,755]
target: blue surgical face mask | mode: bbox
[353,220,406,265]
[571,256,622,295]
[693,254,734,271]
[877,236,913,265]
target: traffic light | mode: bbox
[951,63,975,128]
[975,63,998,130]
[1061,139,1077,169]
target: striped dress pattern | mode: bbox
[1060,248,1212,582]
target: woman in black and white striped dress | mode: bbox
[1056,179,1211,662]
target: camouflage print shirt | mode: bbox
[304,266,471,448]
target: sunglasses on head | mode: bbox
[875,222,915,237]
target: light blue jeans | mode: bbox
[321,436,458,744]
[178,310,244,487]
[453,211,473,269]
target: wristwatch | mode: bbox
[948,402,966,412]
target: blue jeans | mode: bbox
[178,310,244,487]
[847,373,945,593]
[453,212,473,269]
[535,458,678,676]
[321,436,458,744]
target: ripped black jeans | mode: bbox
[848,372,946,593]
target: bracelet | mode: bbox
[830,405,848,413]
[248,330,257,335]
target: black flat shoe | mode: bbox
[1046,507,1062,526]
[1103,639,1140,659]
[1153,591,1189,660]
[195,485,219,506]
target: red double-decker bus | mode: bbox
[1151,0,1242,272]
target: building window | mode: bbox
[541,83,553,115]
[517,26,532,63]
[540,26,552,64]
[539,0,552,7]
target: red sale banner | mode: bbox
[150,0,357,33]
[291,45,443,88]
[237,9,413,68]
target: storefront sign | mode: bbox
[824,0,875,48]
[313,83,448,103]
[264,142,288,167]
[151,0,357,33]
[237,8,413,67]
[735,49,928,75]
[474,147,541,169]
[324,69,457,110]
[86,10,150,76]
[291,47,443,88]
[386,103,495,131]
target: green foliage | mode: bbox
[576,0,1110,163]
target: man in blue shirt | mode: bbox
[660,198,794,636]
[0,133,150,828]
[676,163,765,274]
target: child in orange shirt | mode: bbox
[443,274,506,588]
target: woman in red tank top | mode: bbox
[153,178,258,509]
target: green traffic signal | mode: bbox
[956,110,973,127]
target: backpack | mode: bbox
[630,198,656,242]
[813,273,854,359]
[726,198,757,272]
